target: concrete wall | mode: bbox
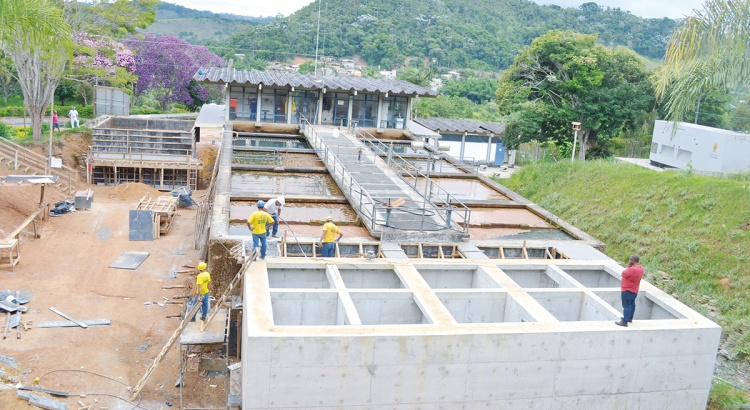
[650,120,750,173]
[242,328,718,409]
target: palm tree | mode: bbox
[0,0,72,141]
[655,0,750,122]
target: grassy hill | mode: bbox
[504,160,750,406]
[503,161,750,355]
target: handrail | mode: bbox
[301,120,380,232]
[357,130,471,233]
[0,136,79,175]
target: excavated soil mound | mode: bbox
[105,182,163,202]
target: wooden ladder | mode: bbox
[129,243,257,401]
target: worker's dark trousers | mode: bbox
[621,291,637,323]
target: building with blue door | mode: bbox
[413,118,509,166]
[194,68,437,130]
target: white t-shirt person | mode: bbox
[69,107,79,128]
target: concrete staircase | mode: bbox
[0,136,81,195]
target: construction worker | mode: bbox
[264,196,285,238]
[247,200,274,259]
[194,262,211,322]
[317,216,342,257]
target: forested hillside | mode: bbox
[210,0,677,71]
[144,2,271,43]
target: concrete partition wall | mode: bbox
[242,259,720,409]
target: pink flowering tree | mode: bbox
[125,33,224,110]
[69,32,137,105]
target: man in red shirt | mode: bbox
[616,254,645,327]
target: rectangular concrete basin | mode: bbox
[562,267,621,288]
[436,292,535,323]
[271,292,344,325]
[500,266,574,288]
[231,172,341,196]
[349,292,429,325]
[268,267,331,289]
[529,291,617,322]
[594,291,686,320]
[338,268,405,289]
[416,266,502,289]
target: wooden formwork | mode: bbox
[135,193,178,238]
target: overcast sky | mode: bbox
[166,0,705,19]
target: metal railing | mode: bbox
[0,136,80,194]
[301,120,382,232]
[356,130,471,233]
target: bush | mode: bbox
[0,122,10,138]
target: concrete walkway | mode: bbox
[304,125,466,241]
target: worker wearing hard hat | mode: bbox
[317,216,343,257]
[264,196,285,238]
[194,262,211,322]
[247,200,274,259]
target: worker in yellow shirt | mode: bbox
[247,200,274,259]
[317,216,342,257]
[194,262,211,322]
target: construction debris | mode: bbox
[48,307,88,328]
[17,389,68,410]
[37,319,110,328]
[18,385,70,397]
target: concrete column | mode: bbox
[376,94,383,129]
[317,90,323,125]
[486,132,493,164]
[286,90,293,124]
[406,96,413,123]
[224,87,230,122]
[460,132,466,161]
[347,95,353,127]
[256,88,262,123]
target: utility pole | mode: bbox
[314,0,322,74]
[571,121,581,162]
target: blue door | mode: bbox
[494,141,506,166]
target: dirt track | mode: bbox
[0,184,224,409]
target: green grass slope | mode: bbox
[503,160,750,355]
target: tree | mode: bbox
[442,77,499,104]
[125,34,225,110]
[298,61,315,74]
[496,31,654,159]
[1,0,72,141]
[655,0,750,123]
[729,96,750,133]
[69,32,136,105]
[57,0,158,37]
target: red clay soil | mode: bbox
[0,181,225,409]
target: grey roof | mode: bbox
[194,67,438,97]
[413,118,506,135]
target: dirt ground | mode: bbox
[0,180,226,409]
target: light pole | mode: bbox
[571,121,581,162]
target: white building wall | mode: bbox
[445,141,497,164]
[650,120,750,173]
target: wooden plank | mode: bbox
[129,297,202,401]
[49,307,88,328]
[3,203,47,242]
[37,319,110,328]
